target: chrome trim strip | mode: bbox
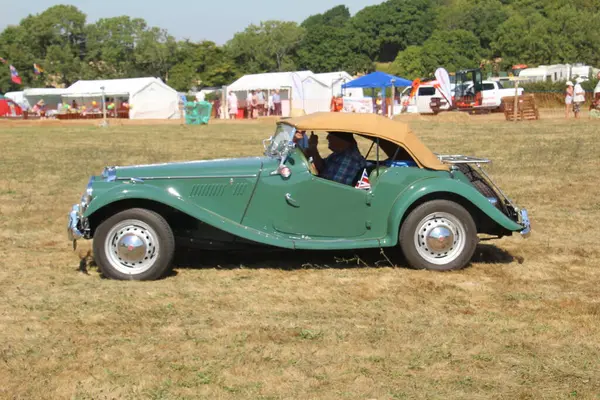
[116,174,258,180]
[436,154,492,164]
[109,157,264,170]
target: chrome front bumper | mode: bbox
[519,208,531,238]
[68,204,89,244]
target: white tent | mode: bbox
[22,88,69,110]
[226,71,314,117]
[4,91,28,109]
[61,77,179,119]
[314,71,364,98]
[301,75,332,114]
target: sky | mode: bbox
[0,0,383,45]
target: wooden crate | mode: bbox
[502,94,540,121]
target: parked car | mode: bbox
[456,80,525,111]
[68,113,530,280]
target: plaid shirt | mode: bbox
[320,146,366,185]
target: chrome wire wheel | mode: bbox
[413,212,466,265]
[104,219,160,275]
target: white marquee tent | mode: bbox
[226,71,314,117]
[314,71,364,98]
[301,75,332,114]
[20,88,69,110]
[61,77,179,119]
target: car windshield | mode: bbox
[265,123,296,158]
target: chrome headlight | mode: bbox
[80,177,94,212]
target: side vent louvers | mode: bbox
[189,182,248,197]
[190,184,226,197]
[232,183,247,196]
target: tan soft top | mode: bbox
[280,112,448,171]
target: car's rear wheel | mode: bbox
[399,200,477,271]
[93,208,175,280]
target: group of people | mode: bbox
[226,89,282,119]
[565,72,600,119]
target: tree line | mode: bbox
[1,0,599,93]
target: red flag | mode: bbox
[9,65,22,84]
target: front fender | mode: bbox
[84,182,295,249]
[386,177,524,245]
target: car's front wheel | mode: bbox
[399,200,478,271]
[93,208,175,280]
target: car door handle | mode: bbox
[285,193,299,207]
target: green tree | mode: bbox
[19,5,87,59]
[301,5,351,28]
[133,27,178,80]
[226,21,305,73]
[435,0,508,50]
[85,16,148,78]
[296,6,374,74]
[0,26,36,92]
[391,30,483,78]
[390,46,429,79]
[167,40,238,91]
[491,13,553,66]
[351,0,439,62]
[0,5,88,89]
[45,44,83,86]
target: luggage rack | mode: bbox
[437,153,521,216]
[436,154,491,164]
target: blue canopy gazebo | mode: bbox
[342,71,412,116]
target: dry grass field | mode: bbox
[1,114,599,399]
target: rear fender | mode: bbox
[386,177,524,245]
[84,183,295,249]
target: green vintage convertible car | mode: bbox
[68,112,530,280]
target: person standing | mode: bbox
[257,90,265,116]
[573,77,586,119]
[272,89,281,116]
[590,71,600,119]
[565,81,574,118]
[267,91,274,116]
[251,90,259,119]
[246,91,253,119]
[227,91,238,119]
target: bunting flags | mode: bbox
[9,65,22,84]
[33,63,44,75]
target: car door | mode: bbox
[416,86,436,113]
[241,153,370,239]
[272,174,369,238]
[481,82,498,108]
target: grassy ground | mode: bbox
[1,115,599,399]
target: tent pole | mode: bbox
[391,79,396,119]
[100,86,108,127]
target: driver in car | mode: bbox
[304,131,366,186]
